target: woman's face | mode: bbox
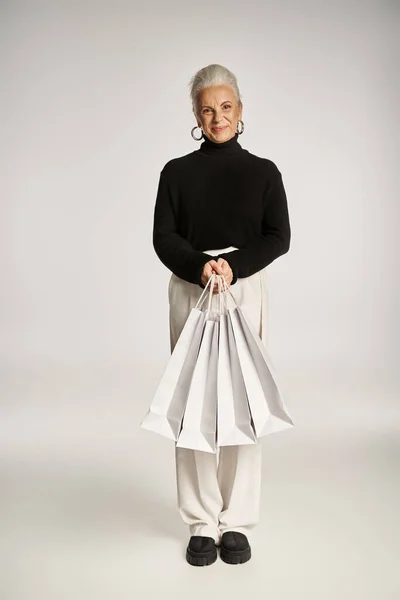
[195,84,242,143]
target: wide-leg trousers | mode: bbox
[168,247,270,545]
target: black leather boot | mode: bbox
[220,531,251,564]
[186,536,218,566]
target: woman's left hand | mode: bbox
[211,258,233,293]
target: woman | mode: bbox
[152,64,291,566]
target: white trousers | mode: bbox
[168,247,269,545]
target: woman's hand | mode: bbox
[201,258,233,294]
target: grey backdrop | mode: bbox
[1,1,399,599]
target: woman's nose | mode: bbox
[212,110,222,122]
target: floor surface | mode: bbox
[1,366,399,599]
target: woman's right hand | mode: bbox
[201,260,228,294]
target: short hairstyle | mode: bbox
[188,64,242,117]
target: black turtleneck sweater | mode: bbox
[152,132,291,288]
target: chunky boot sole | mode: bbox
[220,544,251,565]
[186,546,217,567]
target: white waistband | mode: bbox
[203,246,238,255]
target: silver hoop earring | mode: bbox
[236,120,244,135]
[191,126,203,141]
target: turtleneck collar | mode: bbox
[198,131,243,156]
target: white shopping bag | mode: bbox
[140,274,216,441]
[217,276,257,447]
[176,317,219,454]
[224,281,294,438]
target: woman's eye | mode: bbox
[202,105,230,113]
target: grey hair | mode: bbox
[188,63,242,117]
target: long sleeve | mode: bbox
[217,162,291,284]
[152,169,214,285]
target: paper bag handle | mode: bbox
[194,272,240,316]
[218,273,241,312]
